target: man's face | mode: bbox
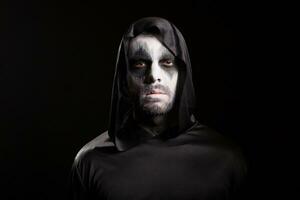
[127,35,178,115]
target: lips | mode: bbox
[146,89,166,95]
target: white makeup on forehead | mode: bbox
[130,35,168,60]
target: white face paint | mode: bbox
[127,35,179,115]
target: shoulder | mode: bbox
[187,123,248,197]
[73,130,116,166]
[188,122,248,173]
[69,131,116,197]
[187,122,232,144]
[188,122,241,150]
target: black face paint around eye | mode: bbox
[129,46,152,61]
[128,46,153,76]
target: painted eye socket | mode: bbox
[161,59,174,67]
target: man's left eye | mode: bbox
[161,59,174,67]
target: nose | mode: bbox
[144,62,162,84]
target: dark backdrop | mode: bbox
[0,0,295,199]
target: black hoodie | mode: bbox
[69,17,248,200]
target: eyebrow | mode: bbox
[159,50,175,60]
[129,46,152,61]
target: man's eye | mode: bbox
[161,59,174,67]
[133,61,146,68]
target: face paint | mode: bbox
[127,35,179,115]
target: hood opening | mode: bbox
[108,17,197,151]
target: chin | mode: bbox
[142,102,172,116]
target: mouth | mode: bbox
[146,90,166,95]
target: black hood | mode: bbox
[108,17,197,151]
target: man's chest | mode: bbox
[92,144,232,200]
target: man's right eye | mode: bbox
[133,61,146,68]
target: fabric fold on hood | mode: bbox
[108,17,197,151]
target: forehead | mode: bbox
[128,35,172,57]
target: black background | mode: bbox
[0,0,296,199]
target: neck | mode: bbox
[133,110,168,136]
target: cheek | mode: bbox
[163,70,178,92]
[170,72,178,91]
[127,74,144,93]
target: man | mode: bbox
[69,17,247,200]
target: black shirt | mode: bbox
[69,122,247,200]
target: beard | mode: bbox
[137,84,175,116]
[140,100,174,116]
